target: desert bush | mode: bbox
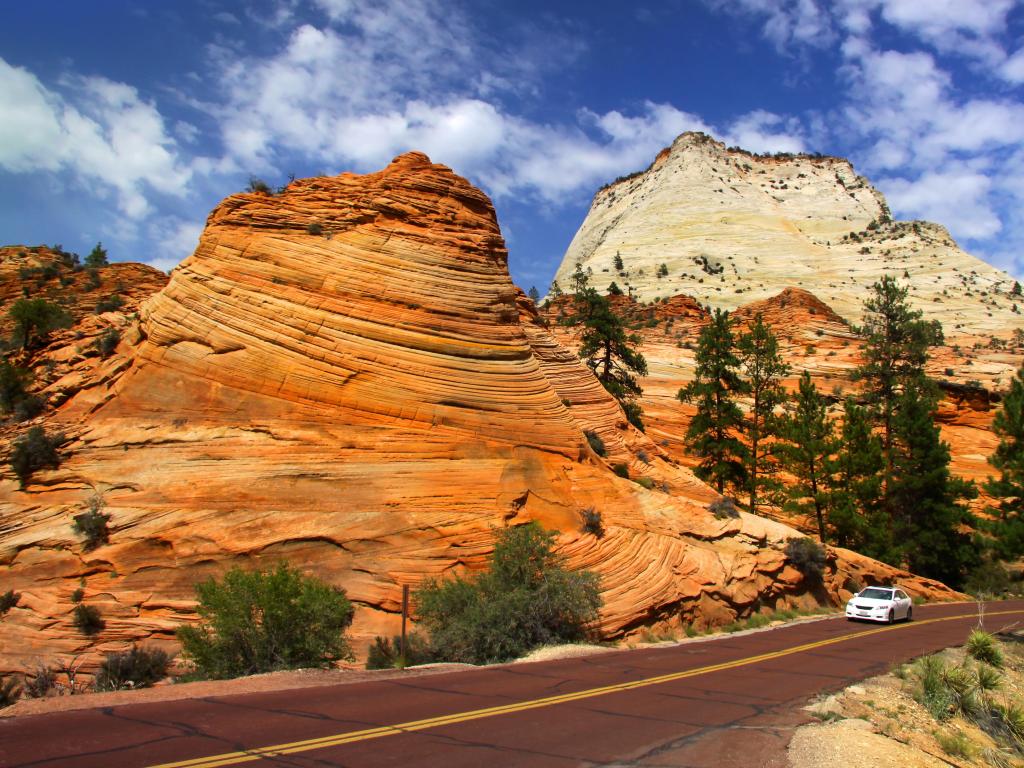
[612,462,630,478]
[94,294,123,314]
[936,729,975,759]
[72,494,111,550]
[634,476,655,490]
[966,629,1004,668]
[13,393,44,422]
[0,590,19,615]
[708,497,739,519]
[0,360,31,415]
[73,604,104,636]
[22,665,55,698]
[785,538,826,582]
[965,560,1012,598]
[247,177,272,194]
[306,222,323,236]
[94,327,120,358]
[177,562,354,679]
[95,645,172,690]
[71,588,84,603]
[584,429,606,457]
[415,522,601,664]
[365,633,435,670]
[8,298,71,349]
[10,426,64,488]
[579,507,604,538]
[0,676,20,708]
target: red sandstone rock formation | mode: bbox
[0,157,958,677]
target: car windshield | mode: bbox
[859,587,894,600]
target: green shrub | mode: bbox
[306,222,323,236]
[247,177,272,194]
[0,360,31,415]
[965,560,1012,598]
[415,523,601,664]
[785,538,826,582]
[634,476,655,490]
[0,590,19,616]
[10,426,64,488]
[584,429,606,457]
[365,633,435,670]
[8,298,71,349]
[73,604,104,636]
[176,562,354,679]
[0,676,21,708]
[95,645,172,690]
[94,327,120,358]
[72,494,111,550]
[975,662,1003,693]
[71,588,84,603]
[94,294,123,314]
[612,462,630,478]
[579,507,604,537]
[966,629,1003,668]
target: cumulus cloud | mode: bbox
[880,168,1001,240]
[0,58,192,219]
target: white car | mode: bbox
[845,586,913,623]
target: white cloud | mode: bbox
[0,58,193,219]
[881,168,1000,240]
[706,0,835,51]
[723,110,805,154]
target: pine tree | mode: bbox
[736,315,789,514]
[888,382,977,587]
[85,242,108,269]
[613,252,624,272]
[854,276,942,491]
[527,286,540,303]
[679,309,749,494]
[778,371,832,540]
[984,366,1024,558]
[8,298,71,350]
[578,290,648,430]
[825,398,884,553]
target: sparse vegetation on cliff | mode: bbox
[8,297,71,349]
[95,646,172,691]
[10,426,64,488]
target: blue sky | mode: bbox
[3,0,1024,293]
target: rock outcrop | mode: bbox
[0,156,958,677]
[554,132,1023,336]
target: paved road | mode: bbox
[5,601,1024,768]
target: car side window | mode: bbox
[896,590,907,600]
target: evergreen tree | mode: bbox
[736,315,789,514]
[527,286,540,303]
[8,298,71,350]
[854,276,942,491]
[888,382,977,587]
[613,252,624,272]
[85,242,108,268]
[825,398,885,553]
[549,280,563,298]
[607,282,623,296]
[777,371,832,540]
[984,366,1024,558]
[570,262,591,296]
[578,290,648,430]
[679,309,749,494]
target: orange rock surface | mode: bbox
[0,156,958,677]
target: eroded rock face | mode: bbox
[0,156,958,676]
[554,132,1024,336]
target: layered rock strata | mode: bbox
[0,156,957,676]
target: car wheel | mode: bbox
[906,607,913,622]
[887,609,895,624]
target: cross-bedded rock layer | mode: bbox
[0,155,957,676]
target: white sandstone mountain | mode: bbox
[553,132,1021,335]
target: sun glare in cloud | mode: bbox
[0,0,1023,281]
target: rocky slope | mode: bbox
[0,155,957,677]
[553,132,1023,336]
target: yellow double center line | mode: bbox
[150,609,1024,768]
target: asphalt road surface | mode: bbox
[5,600,1024,768]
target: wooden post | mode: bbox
[400,584,410,665]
